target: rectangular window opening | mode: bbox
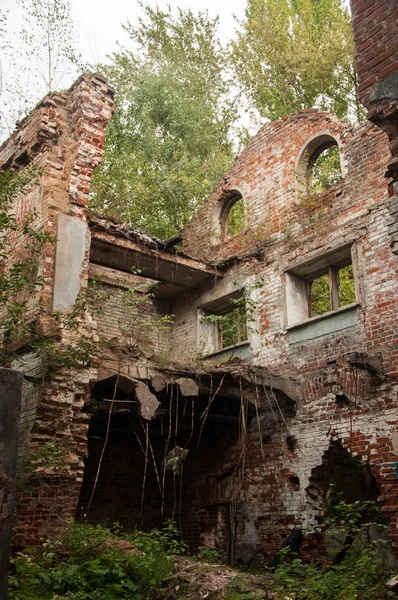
[286,246,358,327]
[199,289,249,355]
[217,302,248,349]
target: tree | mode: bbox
[232,0,362,121]
[0,1,81,141]
[18,0,81,95]
[90,4,239,239]
[0,8,27,140]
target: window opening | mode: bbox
[218,192,245,242]
[216,302,248,349]
[338,264,356,307]
[310,263,356,318]
[311,274,331,316]
[310,144,342,192]
[285,246,357,327]
[199,290,250,354]
[226,197,245,238]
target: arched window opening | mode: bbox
[310,143,342,192]
[221,193,245,240]
[300,135,343,194]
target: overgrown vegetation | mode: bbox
[272,550,391,600]
[311,265,356,317]
[200,279,263,351]
[90,5,238,239]
[272,498,392,600]
[0,167,53,366]
[232,0,361,122]
[311,145,342,192]
[7,491,394,599]
[8,521,186,600]
[2,0,362,237]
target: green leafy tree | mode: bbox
[232,0,362,122]
[0,8,28,140]
[90,4,238,239]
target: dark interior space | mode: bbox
[76,374,255,554]
[307,440,379,510]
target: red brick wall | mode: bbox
[350,0,398,110]
[177,111,398,558]
[0,76,115,547]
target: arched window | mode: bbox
[220,192,245,241]
[300,135,343,193]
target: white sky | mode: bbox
[3,0,247,67]
[71,0,246,66]
[0,0,249,140]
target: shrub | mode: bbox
[8,520,185,599]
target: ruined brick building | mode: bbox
[1,0,397,564]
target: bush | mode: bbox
[271,497,393,600]
[272,550,391,600]
[8,520,186,599]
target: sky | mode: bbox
[3,0,247,67]
[0,0,248,140]
[70,0,246,66]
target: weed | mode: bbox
[8,520,185,600]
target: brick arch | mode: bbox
[211,188,246,246]
[306,440,378,516]
[295,132,346,181]
[305,435,398,558]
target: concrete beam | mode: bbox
[89,235,222,290]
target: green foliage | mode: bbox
[272,551,390,600]
[0,167,54,366]
[90,3,238,239]
[227,199,245,238]
[311,274,331,316]
[232,0,363,122]
[222,575,265,599]
[272,497,392,600]
[17,0,81,94]
[16,441,67,494]
[197,548,221,564]
[311,145,342,192]
[0,168,103,370]
[8,521,185,600]
[311,265,356,317]
[338,264,356,307]
[200,279,263,350]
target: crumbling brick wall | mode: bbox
[350,0,398,112]
[176,110,398,558]
[350,0,398,254]
[2,17,398,562]
[87,267,173,360]
[0,75,116,545]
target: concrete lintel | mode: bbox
[369,73,398,104]
[90,235,222,289]
[53,214,87,312]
